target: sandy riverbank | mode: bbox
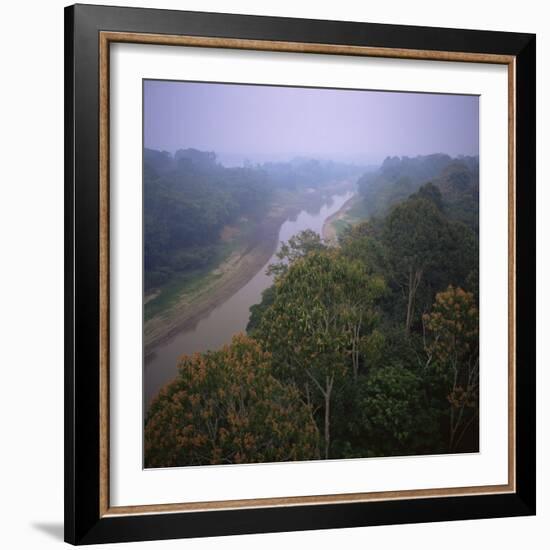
[144,215,279,355]
[321,193,357,244]
[144,180,355,355]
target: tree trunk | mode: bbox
[405,268,415,332]
[352,315,363,381]
[324,376,334,459]
[405,268,422,333]
[352,328,359,382]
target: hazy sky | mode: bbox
[144,80,479,166]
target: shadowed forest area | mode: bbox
[144,153,480,468]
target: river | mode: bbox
[144,190,354,409]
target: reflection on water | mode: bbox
[144,191,353,408]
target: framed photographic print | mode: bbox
[64,3,536,545]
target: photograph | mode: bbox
[58,2,538,545]
[142,80,481,468]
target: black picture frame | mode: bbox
[65,3,536,545]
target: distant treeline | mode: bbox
[260,157,363,190]
[144,148,363,291]
[145,153,480,467]
[357,153,479,232]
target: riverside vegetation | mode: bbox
[143,148,362,353]
[144,152,480,468]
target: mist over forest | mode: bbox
[144,145,480,467]
[144,147,366,292]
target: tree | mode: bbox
[339,221,388,277]
[257,250,385,458]
[423,286,479,451]
[246,286,276,334]
[353,365,441,457]
[410,182,444,211]
[144,334,319,467]
[267,229,326,279]
[143,148,273,291]
[383,197,448,332]
[442,221,477,287]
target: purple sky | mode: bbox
[144,80,479,166]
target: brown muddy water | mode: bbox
[144,190,354,410]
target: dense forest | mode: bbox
[144,148,361,292]
[144,148,270,291]
[357,153,479,232]
[144,154,480,467]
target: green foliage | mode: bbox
[383,197,449,331]
[380,192,478,332]
[423,286,479,451]
[437,221,477,288]
[259,249,385,384]
[145,150,480,466]
[354,365,442,457]
[144,148,273,291]
[267,229,326,279]
[433,161,479,232]
[144,149,365,295]
[409,182,444,210]
[256,249,385,458]
[242,158,481,461]
[240,166,479,461]
[357,154,459,217]
[356,155,479,231]
[339,221,387,276]
[384,198,447,278]
[144,334,319,467]
[246,286,276,334]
